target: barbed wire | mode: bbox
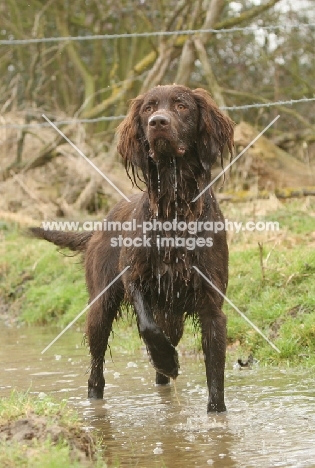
[0,97,314,130]
[222,97,315,110]
[1,23,315,45]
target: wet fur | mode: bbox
[30,85,234,412]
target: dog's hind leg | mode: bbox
[131,288,179,380]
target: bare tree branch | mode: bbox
[175,39,196,85]
[215,0,283,31]
[55,15,95,112]
[141,42,174,92]
[175,0,225,89]
[193,37,226,108]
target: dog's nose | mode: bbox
[149,113,170,129]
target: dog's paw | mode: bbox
[88,380,104,399]
[207,400,226,413]
[150,344,179,380]
[142,327,179,379]
[156,372,170,385]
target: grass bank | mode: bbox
[0,391,106,468]
[0,197,314,365]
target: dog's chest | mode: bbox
[147,238,199,308]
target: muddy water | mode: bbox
[1,326,315,468]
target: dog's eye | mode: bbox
[145,105,153,113]
[176,103,186,111]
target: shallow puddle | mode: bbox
[0,326,315,467]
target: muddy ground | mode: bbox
[0,411,97,465]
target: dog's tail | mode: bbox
[29,227,92,252]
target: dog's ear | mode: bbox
[192,88,235,170]
[117,95,147,186]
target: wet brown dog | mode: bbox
[31,85,234,412]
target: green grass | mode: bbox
[0,391,107,468]
[223,197,315,365]
[0,391,77,423]
[226,245,315,365]
[1,229,88,326]
[1,197,314,365]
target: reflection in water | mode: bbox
[0,326,315,467]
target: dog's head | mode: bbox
[117,85,234,185]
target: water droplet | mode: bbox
[126,362,137,368]
[157,162,161,217]
[173,157,178,224]
[156,163,161,296]
[153,446,163,455]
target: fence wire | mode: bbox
[1,97,314,130]
[1,22,315,45]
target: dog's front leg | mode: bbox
[131,288,179,380]
[199,308,227,413]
